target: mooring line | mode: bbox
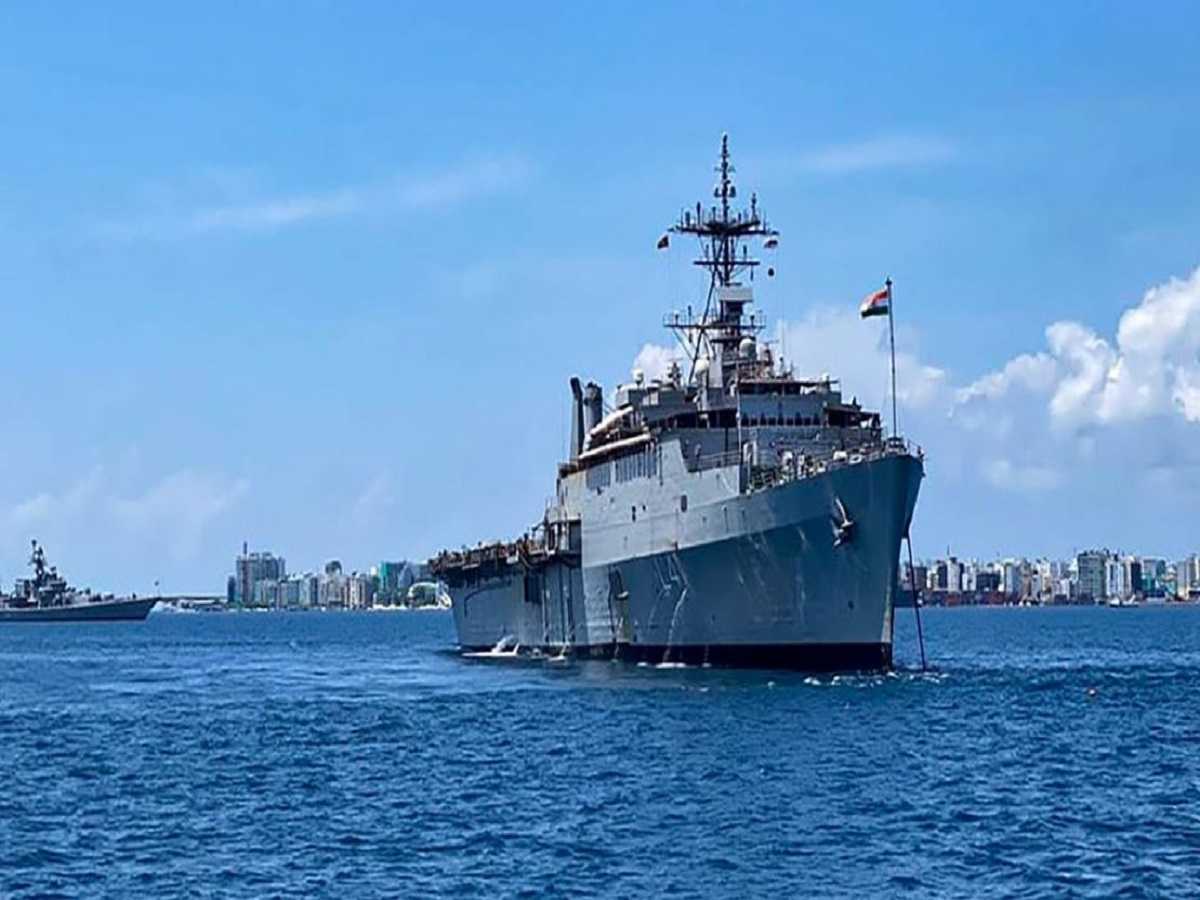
[905,532,927,671]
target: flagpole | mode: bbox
[886,277,898,439]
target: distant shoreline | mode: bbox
[153,603,450,614]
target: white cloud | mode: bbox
[191,188,363,232]
[943,267,1200,502]
[1044,321,1119,427]
[350,473,400,526]
[1,468,246,566]
[624,267,1200,507]
[776,307,947,413]
[393,158,528,211]
[0,467,247,581]
[981,458,1063,492]
[955,353,1058,405]
[97,157,531,239]
[1174,368,1200,420]
[627,308,947,429]
[953,353,1058,437]
[631,342,684,382]
[957,267,1200,430]
[110,470,249,560]
[760,135,958,179]
[6,467,105,530]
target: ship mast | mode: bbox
[665,134,779,384]
[30,540,47,591]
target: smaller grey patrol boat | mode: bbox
[0,540,157,623]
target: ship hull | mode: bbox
[0,596,159,623]
[449,453,922,671]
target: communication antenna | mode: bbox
[663,134,779,384]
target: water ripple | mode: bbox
[3,608,1200,897]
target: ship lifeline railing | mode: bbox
[769,437,924,487]
[684,448,743,474]
[688,437,923,493]
[430,527,582,576]
[430,537,542,574]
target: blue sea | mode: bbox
[3,607,1200,898]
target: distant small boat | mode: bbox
[0,540,157,623]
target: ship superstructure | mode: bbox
[432,137,923,670]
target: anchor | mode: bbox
[831,497,855,547]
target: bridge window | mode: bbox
[680,495,688,513]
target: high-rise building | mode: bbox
[347,572,376,609]
[1033,559,1056,601]
[233,544,286,607]
[933,559,949,592]
[1121,557,1142,598]
[1176,557,1199,600]
[278,577,302,608]
[1018,559,1035,600]
[1105,559,1127,600]
[946,557,961,593]
[320,568,347,607]
[253,579,281,607]
[378,560,417,604]
[961,560,978,593]
[1048,559,1066,582]
[976,570,1001,592]
[1140,557,1167,598]
[899,563,927,606]
[1077,550,1107,602]
[298,574,320,608]
[1002,560,1021,597]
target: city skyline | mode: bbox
[223,542,1200,610]
[906,548,1200,604]
[227,545,431,610]
[3,4,1200,591]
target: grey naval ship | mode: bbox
[0,540,158,622]
[431,136,924,670]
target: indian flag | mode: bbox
[859,285,890,318]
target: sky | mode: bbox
[2,2,1200,592]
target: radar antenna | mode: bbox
[664,134,779,384]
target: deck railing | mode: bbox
[744,438,924,492]
[684,449,743,474]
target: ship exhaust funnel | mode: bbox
[569,377,585,460]
[583,382,603,438]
